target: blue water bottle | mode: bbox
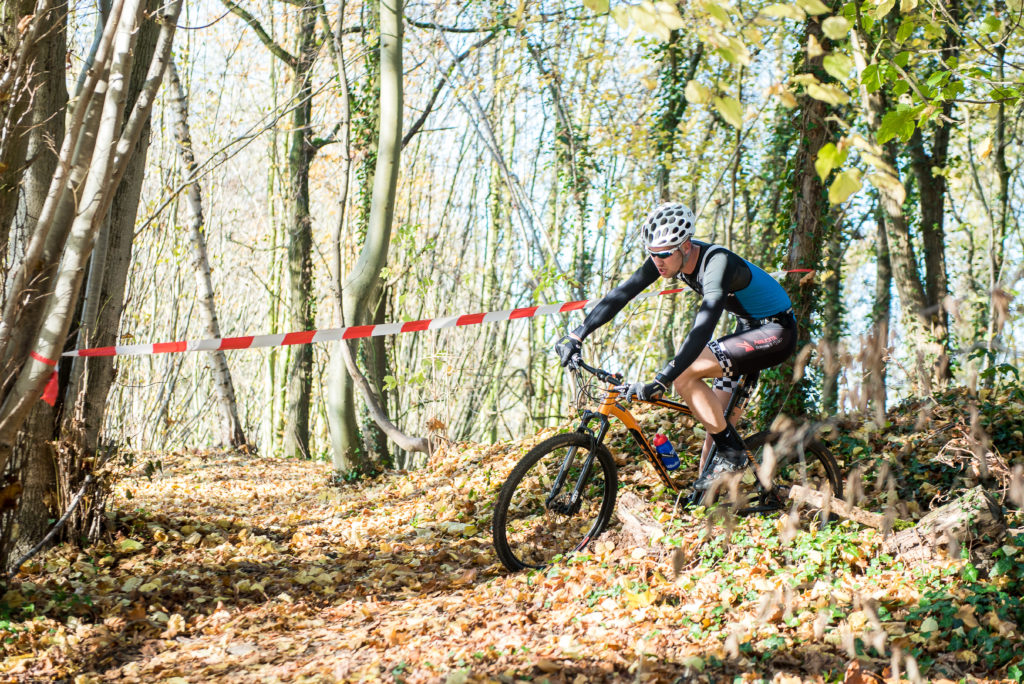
[653,433,680,471]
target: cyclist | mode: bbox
[554,202,798,491]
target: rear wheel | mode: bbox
[492,432,618,572]
[698,430,843,515]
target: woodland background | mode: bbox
[0,0,1022,672]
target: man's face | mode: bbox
[649,243,685,278]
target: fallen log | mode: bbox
[881,485,1004,561]
[788,485,887,529]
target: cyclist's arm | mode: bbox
[656,253,729,384]
[571,259,659,340]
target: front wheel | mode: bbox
[492,432,618,572]
[699,430,844,515]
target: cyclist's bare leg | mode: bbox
[699,388,744,473]
[670,347,726,433]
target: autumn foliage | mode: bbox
[3,381,1023,682]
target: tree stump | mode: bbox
[882,486,1005,562]
[615,491,665,549]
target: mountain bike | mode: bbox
[491,358,844,571]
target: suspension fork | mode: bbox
[545,411,610,512]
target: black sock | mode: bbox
[710,424,745,455]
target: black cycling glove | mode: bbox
[622,378,668,403]
[554,333,583,368]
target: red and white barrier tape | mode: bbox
[58,269,813,359]
[31,268,814,404]
[61,287,682,359]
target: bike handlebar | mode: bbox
[573,358,624,387]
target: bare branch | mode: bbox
[402,29,501,149]
[220,0,298,70]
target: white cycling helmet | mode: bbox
[640,202,696,251]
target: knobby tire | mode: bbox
[697,430,844,514]
[492,432,618,572]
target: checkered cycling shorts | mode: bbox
[711,370,757,410]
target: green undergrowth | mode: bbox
[3,378,1024,681]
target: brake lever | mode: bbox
[611,383,631,399]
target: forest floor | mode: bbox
[2,383,1024,683]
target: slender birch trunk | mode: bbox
[165,60,250,450]
[868,202,892,425]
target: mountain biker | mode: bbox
[554,202,798,491]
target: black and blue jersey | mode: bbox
[572,241,793,384]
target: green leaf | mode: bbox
[828,169,862,204]
[795,0,831,14]
[713,35,751,65]
[701,0,731,26]
[684,80,713,104]
[628,4,658,34]
[657,2,686,30]
[815,143,848,182]
[582,0,609,13]
[895,19,916,43]
[713,95,745,128]
[873,0,896,19]
[761,3,806,20]
[895,51,911,67]
[980,15,1003,34]
[900,0,918,12]
[941,80,965,100]
[821,16,851,40]
[922,18,944,39]
[823,54,853,82]
[806,82,850,105]
[861,64,884,93]
[877,106,918,143]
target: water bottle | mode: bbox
[653,433,680,471]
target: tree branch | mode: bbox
[220,0,298,69]
[405,17,505,33]
[339,340,432,454]
[402,29,501,149]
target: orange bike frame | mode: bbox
[593,385,694,492]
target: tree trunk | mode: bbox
[281,3,317,460]
[339,0,424,471]
[64,0,162,458]
[850,28,935,394]
[322,0,367,473]
[6,408,57,573]
[0,0,182,571]
[165,60,250,450]
[653,36,702,202]
[882,486,1004,562]
[780,12,836,417]
[3,0,68,573]
[867,203,892,425]
[0,0,48,255]
[820,226,844,414]
[987,37,1010,364]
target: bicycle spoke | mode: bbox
[493,433,617,571]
